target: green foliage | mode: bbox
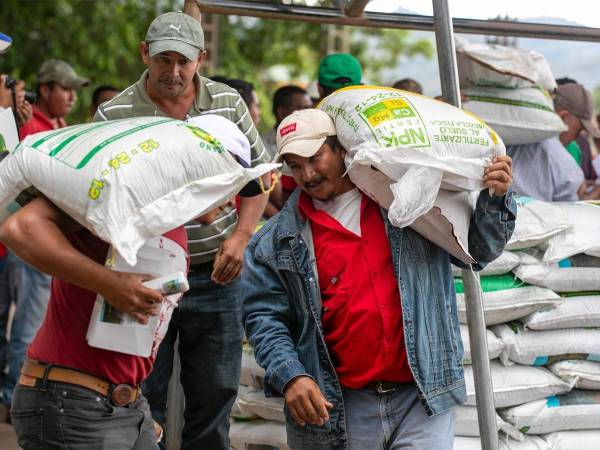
[0,0,180,123]
[351,28,434,85]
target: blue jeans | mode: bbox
[343,383,454,450]
[0,252,51,407]
[143,262,243,450]
[12,380,157,449]
[287,383,454,450]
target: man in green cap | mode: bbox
[19,59,88,137]
[317,53,363,100]
[94,11,270,450]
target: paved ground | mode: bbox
[0,423,19,450]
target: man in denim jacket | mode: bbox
[242,109,516,450]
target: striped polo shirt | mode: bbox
[93,70,269,265]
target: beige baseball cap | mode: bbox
[554,83,600,138]
[37,59,89,89]
[276,109,336,162]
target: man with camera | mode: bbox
[0,57,88,421]
[0,32,32,128]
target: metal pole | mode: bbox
[196,0,600,43]
[166,338,185,450]
[432,1,499,449]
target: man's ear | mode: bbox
[197,50,207,67]
[38,84,50,101]
[557,108,569,121]
[317,83,326,99]
[275,105,286,123]
[140,41,150,65]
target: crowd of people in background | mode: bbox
[0,10,599,450]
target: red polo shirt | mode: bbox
[19,105,67,139]
[27,227,188,385]
[298,192,412,389]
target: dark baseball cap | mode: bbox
[37,59,89,89]
[146,12,204,61]
[318,53,362,90]
[554,83,600,138]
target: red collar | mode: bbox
[31,105,67,130]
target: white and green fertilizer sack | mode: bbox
[454,275,562,326]
[521,295,600,330]
[232,385,285,423]
[515,251,600,293]
[0,115,277,265]
[500,390,600,435]
[549,360,600,390]
[462,86,566,145]
[229,420,290,450]
[453,250,521,277]
[542,430,600,450]
[456,40,556,91]
[543,201,600,263]
[319,85,505,264]
[240,343,265,389]
[492,323,600,366]
[506,196,570,251]
[460,324,504,364]
[464,361,570,408]
[454,405,524,440]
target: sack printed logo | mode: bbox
[357,94,430,149]
[280,123,297,137]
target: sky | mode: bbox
[366,0,600,28]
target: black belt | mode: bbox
[363,380,407,394]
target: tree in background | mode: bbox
[0,0,432,129]
[0,0,179,123]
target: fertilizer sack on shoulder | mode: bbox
[0,115,278,265]
[319,86,505,264]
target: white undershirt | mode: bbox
[313,188,362,236]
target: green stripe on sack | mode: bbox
[467,95,554,112]
[48,122,114,157]
[76,118,174,169]
[30,126,79,149]
[454,273,529,294]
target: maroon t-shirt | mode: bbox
[27,227,188,385]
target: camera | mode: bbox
[4,75,36,104]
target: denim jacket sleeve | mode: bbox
[452,189,517,270]
[241,243,309,397]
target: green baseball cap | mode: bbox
[318,53,362,90]
[37,59,89,89]
[145,12,204,61]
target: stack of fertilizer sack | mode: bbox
[229,343,290,450]
[454,197,600,449]
[457,39,566,146]
[230,198,600,450]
